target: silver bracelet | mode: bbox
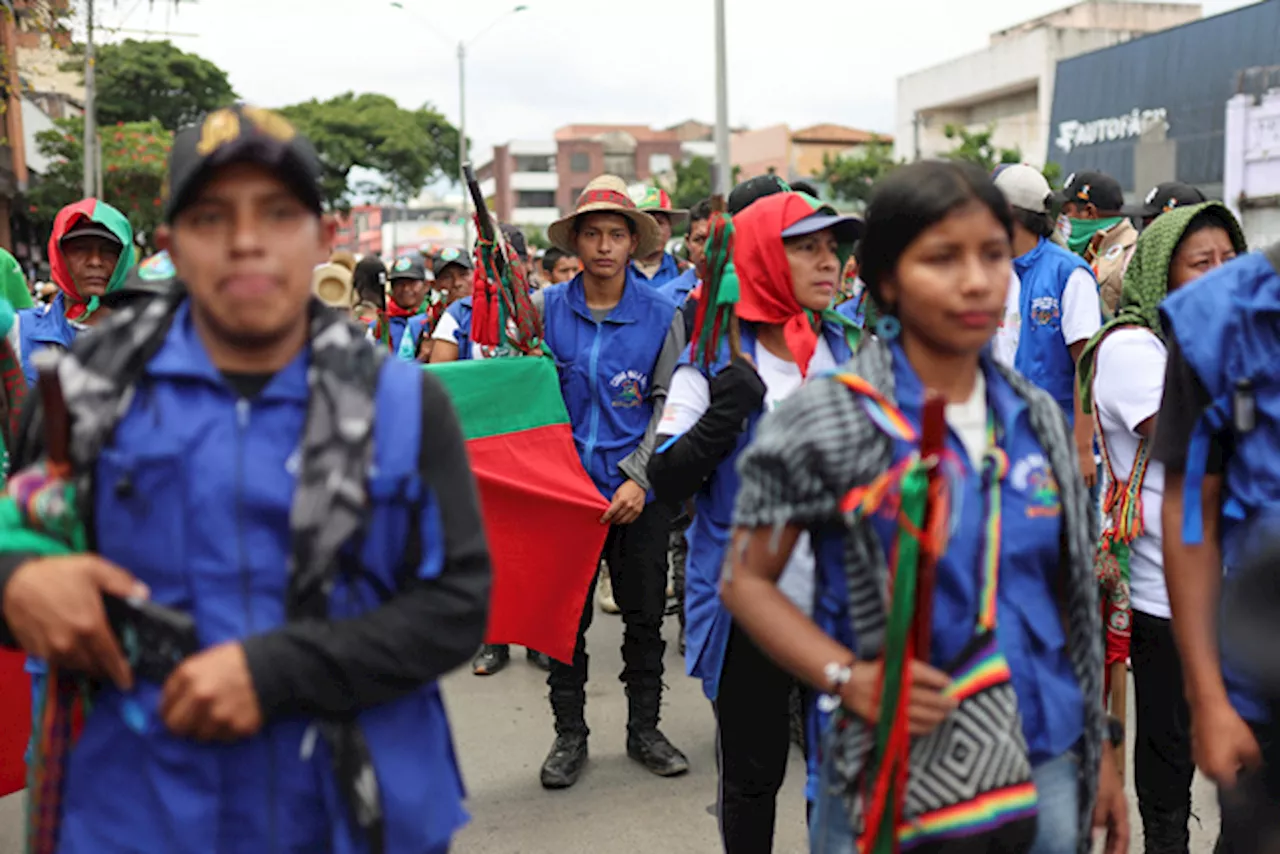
[818,661,854,713]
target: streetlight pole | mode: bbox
[458,41,468,250]
[83,0,96,198]
[713,0,730,196]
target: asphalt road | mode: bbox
[0,608,1225,853]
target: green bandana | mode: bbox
[1076,202,1247,413]
[1064,216,1125,257]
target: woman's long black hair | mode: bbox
[859,161,1014,315]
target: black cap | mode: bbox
[500,223,528,260]
[1053,171,1125,213]
[432,246,473,277]
[165,105,324,223]
[388,254,428,282]
[60,220,124,249]
[1121,182,1207,219]
[100,250,175,310]
[728,174,789,215]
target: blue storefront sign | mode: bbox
[1046,0,1280,191]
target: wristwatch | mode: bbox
[1107,715,1125,747]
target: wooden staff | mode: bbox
[33,351,70,480]
[913,392,947,656]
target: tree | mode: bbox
[74,39,237,130]
[941,124,1022,173]
[667,155,742,213]
[26,117,172,241]
[818,141,900,208]
[279,93,460,211]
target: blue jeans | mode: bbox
[809,737,1080,854]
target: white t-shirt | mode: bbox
[993,269,1021,368]
[1093,328,1168,618]
[1061,268,1103,346]
[432,310,491,360]
[660,336,839,615]
[946,371,988,469]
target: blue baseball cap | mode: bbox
[780,208,864,243]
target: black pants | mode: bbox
[548,501,669,736]
[715,623,793,854]
[1132,610,1195,854]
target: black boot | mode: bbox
[540,732,588,789]
[625,684,689,777]
[526,649,552,671]
[472,644,510,676]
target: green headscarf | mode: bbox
[1077,201,1247,413]
[0,249,32,310]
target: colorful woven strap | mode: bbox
[692,211,739,370]
[26,669,87,854]
[978,415,1009,632]
[1093,405,1149,547]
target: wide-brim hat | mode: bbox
[312,262,354,308]
[548,175,664,259]
[631,185,689,228]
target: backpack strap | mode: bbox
[369,359,425,586]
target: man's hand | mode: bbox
[1192,697,1262,787]
[161,642,263,742]
[601,480,646,526]
[2,555,146,690]
[1078,446,1098,489]
[1093,745,1129,854]
[840,659,957,736]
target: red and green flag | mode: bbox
[426,356,608,663]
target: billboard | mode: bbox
[1046,0,1280,192]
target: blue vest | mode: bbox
[445,297,475,361]
[834,296,866,329]
[396,315,431,362]
[1161,250,1280,723]
[1012,238,1094,419]
[57,304,465,854]
[542,272,678,497]
[631,253,683,289]
[18,292,79,388]
[368,314,411,351]
[676,321,856,700]
[657,269,698,305]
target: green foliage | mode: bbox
[1041,161,1064,189]
[525,228,550,251]
[941,124,1022,173]
[669,155,713,211]
[817,141,900,207]
[278,93,460,211]
[26,117,172,240]
[73,39,237,131]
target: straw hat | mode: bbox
[547,175,664,259]
[312,262,353,308]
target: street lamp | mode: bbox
[390,2,529,250]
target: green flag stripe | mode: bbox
[425,356,570,442]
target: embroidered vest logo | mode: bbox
[1029,296,1061,329]
[609,370,648,408]
[1011,453,1061,518]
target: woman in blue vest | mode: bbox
[648,191,862,854]
[1154,239,1280,854]
[721,161,1125,854]
[0,105,489,854]
[994,164,1102,488]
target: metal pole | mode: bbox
[713,0,730,195]
[458,41,468,251]
[83,0,96,198]
[95,132,103,198]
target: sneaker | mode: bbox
[626,728,689,778]
[527,649,552,671]
[540,732,588,789]
[472,644,510,676]
[597,569,620,614]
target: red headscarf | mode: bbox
[733,192,827,375]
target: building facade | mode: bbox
[731,123,892,183]
[1047,0,1280,201]
[894,0,1202,166]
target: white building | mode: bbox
[894,0,1201,166]
[476,139,561,230]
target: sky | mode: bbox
[89,0,1257,164]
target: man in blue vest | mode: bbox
[536,174,687,789]
[630,186,690,289]
[1155,241,1280,854]
[368,252,427,352]
[995,164,1101,487]
[0,104,490,854]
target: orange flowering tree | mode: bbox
[27,117,172,243]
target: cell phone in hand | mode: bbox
[102,594,199,684]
